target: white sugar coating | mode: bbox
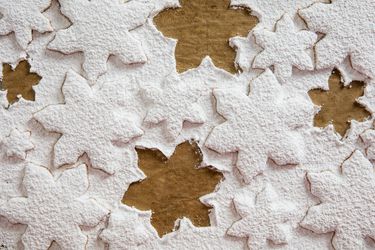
[23,0,82,108]
[47,0,172,81]
[0,63,45,182]
[0,0,52,49]
[205,69,314,183]
[103,20,177,91]
[1,129,33,160]
[179,58,247,170]
[230,31,262,73]
[27,33,82,106]
[139,215,248,249]
[86,147,144,208]
[25,119,58,169]
[336,57,368,86]
[34,70,143,174]
[229,0,322,76]
[81,221,107,250]
[48,0,147,81]
[299,0,375,79]
[0,92,36,143]
[234,124,371,250]
[0,215,25,250]
[360,126,375,161]
[142,73,206,140]
[135,171,250,250]
[302,151,375,249]
[261,123,372,248]
[0,159,24,202]
[0,0,374,249]
[284,68,331,94]
[17,0,75,169]
[137,57,247,171]
[99,205,158,250]
[358,79,375,114]
[253,14,317,81]
[228,184,295,249]
[230,0,321,29]
[0,164,108,250]
[0,35,26,72]
[302,125,360,170]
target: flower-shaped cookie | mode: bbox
[253,14,316,80]
[49,0,154,81]
[300,0,375,78]
[0,0,52,49]
[0,164,108,250]
[205,69,313,183]
[301,151,375,249]
[228,185,294,249]
[34,70,143,174]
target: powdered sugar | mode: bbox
[0,0,374,249]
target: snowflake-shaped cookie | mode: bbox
[1,128,33,160]
[253,14,316,80]
[231,0,317,29]
[0,164,108,250]
[34,70,143,174]
[205,69,313,183]
[142,74,206,140]
[48,0,154,81]
[99,205,158,249]
[301,150,375,249]
[299,0,375,78]
[0,0,52,49]
[227,185,294,249]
